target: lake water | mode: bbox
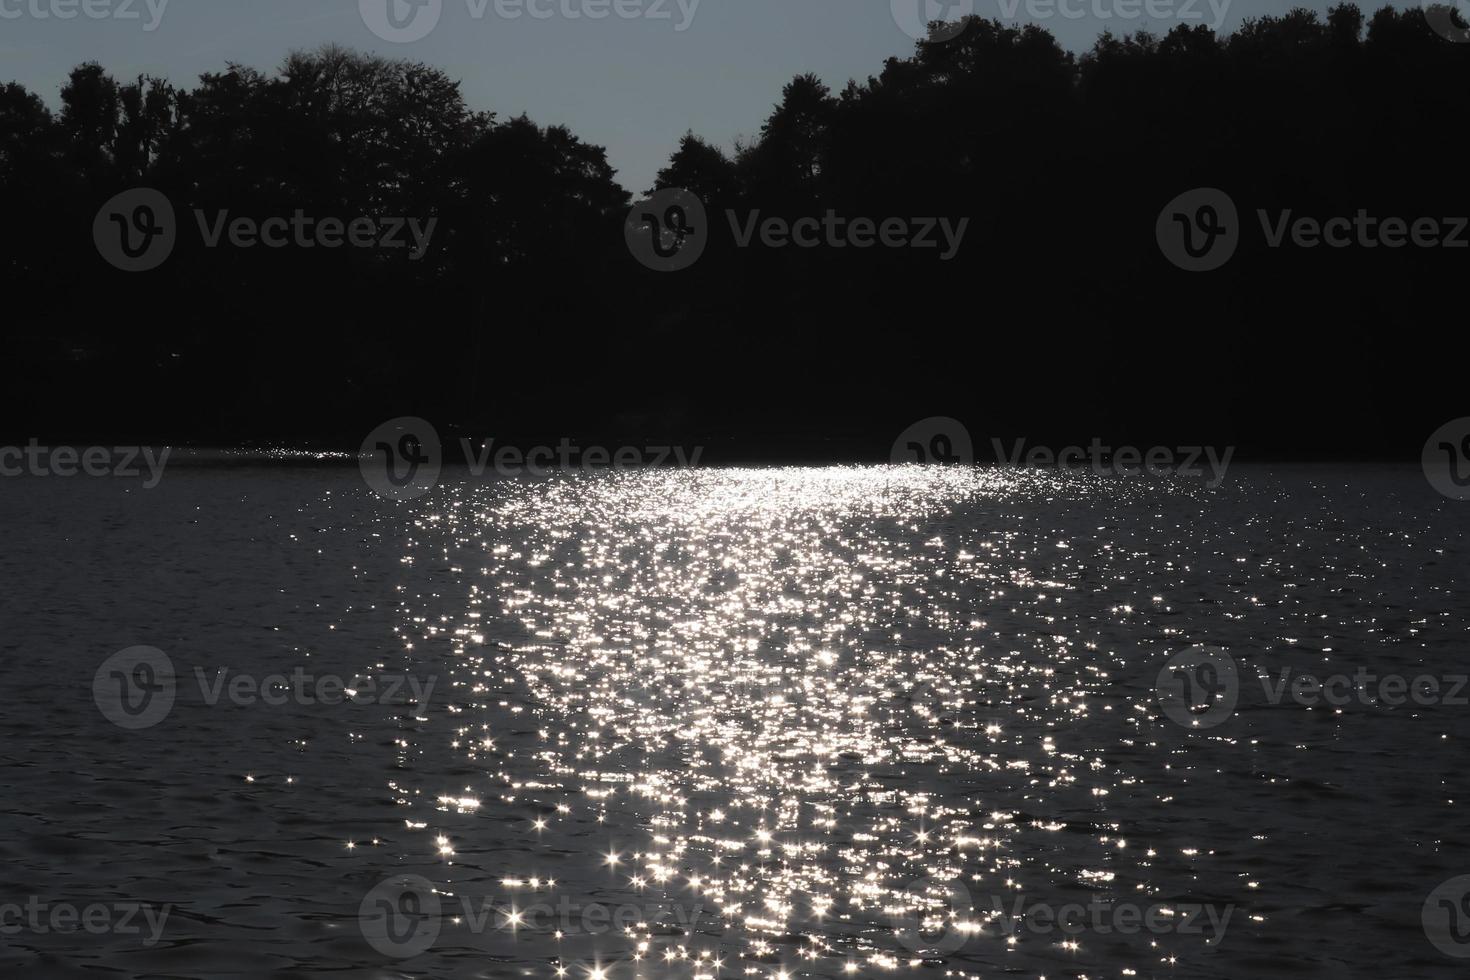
[3,463,1469,978]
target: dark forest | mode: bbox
[2,4,1463,460]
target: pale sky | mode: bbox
[0,0,1401,193]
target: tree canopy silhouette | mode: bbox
[2,8,1465,457]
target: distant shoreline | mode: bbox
[0,441,1431,468]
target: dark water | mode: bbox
[3,464,1469,978]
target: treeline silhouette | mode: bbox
[1,6,1464,459]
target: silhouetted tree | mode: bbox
[1,13,1466,455]
[737,74,835,211]
[652,132,737,206]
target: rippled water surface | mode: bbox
[3,464,1469,978]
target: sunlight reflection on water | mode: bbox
[361,464,1469,979]
[8,463,1464,979]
